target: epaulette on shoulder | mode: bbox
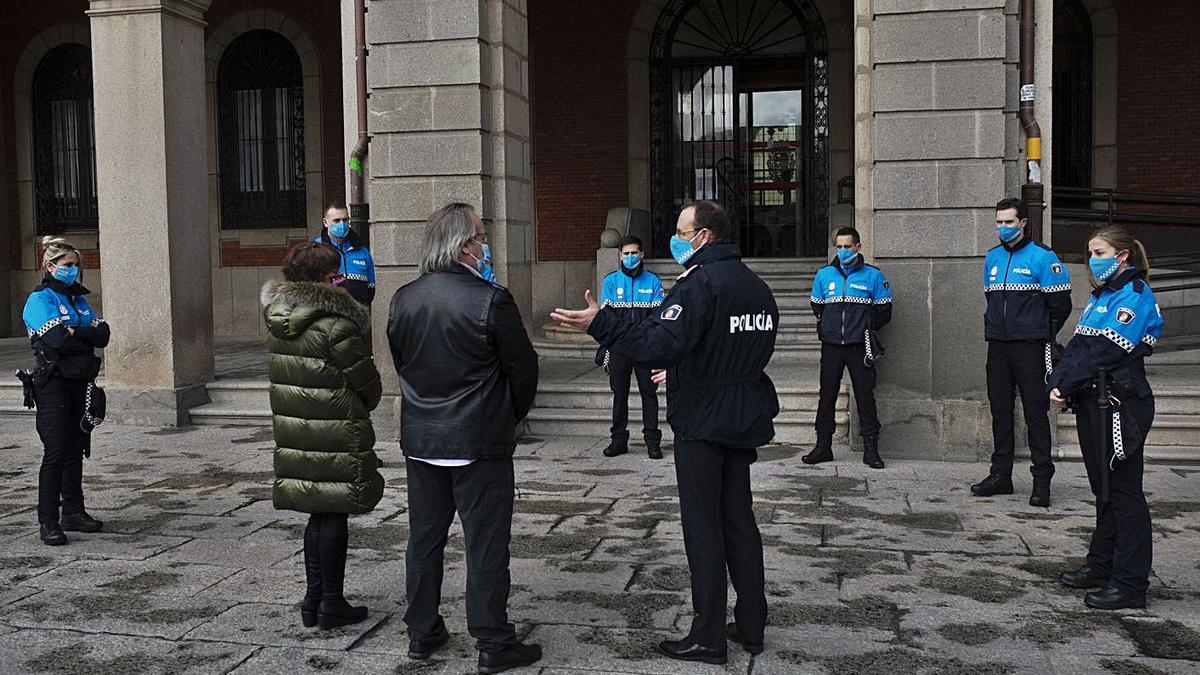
[863,262,881,271]
[987,243,1005,253]
[1132,279,1145,294]
[1033,241,1055,252]
[603,269,622,280]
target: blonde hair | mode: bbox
[41,236,80,267]
[1088,226,1149,287]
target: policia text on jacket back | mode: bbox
[552,200,779,665]
[1048,226,1163,611]
[803,227,893,469]
[972,198,1072,507]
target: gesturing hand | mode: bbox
[651,369,667,385]
[550,290,600,333]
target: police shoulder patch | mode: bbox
[883,280,890,290]
[660,304,683,321]
[1051,263,1062,275]
[1115,307,1136,325]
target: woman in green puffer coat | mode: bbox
[261,242,384,631]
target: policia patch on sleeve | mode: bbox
[1116,307,1136,325]
[1051,263,1063,275]
[661,304,683,321]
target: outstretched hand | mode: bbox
[550,290,600,333]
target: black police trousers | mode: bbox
[403,458,517,653]
[1075,392,1154,594]
[815,343,880,437]
[674,439,766,650]
[986,341,1054,479]
[609,352,660,442]
[34,377,90,525]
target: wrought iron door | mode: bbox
[32,43,98,233]
[1053,0,1092,206]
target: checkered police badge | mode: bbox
[661,304,683,321]
[1051,263,1062,274]
[1116,307,1136,325]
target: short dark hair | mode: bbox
[325,198,348,215]
[833,227,861,244]
[687,200,732,242]
[995,197,1028,220]
[283,242,341,282]
[618,235,643,251]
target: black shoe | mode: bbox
[602,436,629,458]
[478,642,542,674]
[647,441,663,460]
[1085,585,1147,610]
[39,523,68,546]
[656,639,727,665]
[1059,564,1109,589]
[60,511,103,533]
[301,595,319,628]
[409,629,450,660]
[801,432,834,465]
[970,474,1014,497]
[316,597,369,629]
[862,434,885,469]
[726,622,764,655]
[1029,478,1051,507]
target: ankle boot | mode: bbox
[301,520,322,627]
[645,430,663,460]
[60,510,103,533]
[1029,477,1051,507]
[802,432,834,465]
[862,434,885,469]
[39,523,68,546]
[603,432,630,457]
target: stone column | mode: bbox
[88,0,215,425]
[365,0,535,405]
[855,0,1033,458]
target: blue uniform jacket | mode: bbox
[809,255,893,345]
[600,267,664,320]
[317,228,376,304]
[1048,268,1164,400]
[984,236,1072,342]
[23,275,109,380]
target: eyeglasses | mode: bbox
[471,233,489,244]
[675,227,706,238]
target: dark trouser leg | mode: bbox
[1011,342,1054,479]
[986,342,1017,478]
[452,459,517,653]
[404,459,457,640]
[674,439,727,650]
[609,353,634,439]
[1076,395,1116,576]
[722,447,766,644]
[633,364,660,442]
[815,345,846,436]
[304,514,323,601]
[1108,397,1155,593]
[317,513,350,601]
[34,381,70,525]
[844,345,880,437]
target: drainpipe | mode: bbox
[1019,0,1045,242]
[349,0,370,243]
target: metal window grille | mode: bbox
[217,30,306,230]
[32,43,99,234]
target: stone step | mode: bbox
[535,381,847,412]
[1048,444,1200,464]
[1056,413,1200,449]
[523,407,846,445]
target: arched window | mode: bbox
[217,30,306,229]
[32,43,98,233]
[1053,0,1093,199]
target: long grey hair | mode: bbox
[419,202,478,275]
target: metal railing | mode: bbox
[1150,251,1200,293]
[1053,186,1200,228]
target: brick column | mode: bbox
[88,0,215,425]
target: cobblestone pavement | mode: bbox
[0,420,1197,675]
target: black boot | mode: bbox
[862,434,885,469]
[1085,585,1147,610]
[645,430,663,460]
[602,432,629,458]
[1029,477,1051,507]
[801,432,834,465]
[39,523,68,546]
[1059,564,1109,589]
[478,642,543,674]
[315,514,368,630]
[970,473,1014,497]
[60,510,103,533]
[301,516,323,627]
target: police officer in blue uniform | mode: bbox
[973,198,1073,507]
[803,227,893,469]
[23,239,109,546]
[317,200,376,304]
[1049,227,1163,610]
[597,235,665,459]
[552,201,778,665]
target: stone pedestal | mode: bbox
[88,0,215,425]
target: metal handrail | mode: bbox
[1053,185,1200,229]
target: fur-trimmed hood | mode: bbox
[261,279,370,338]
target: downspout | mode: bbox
[349,0,370,242]
[1019,0,1045,241]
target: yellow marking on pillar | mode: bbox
[1026,137,1042,161]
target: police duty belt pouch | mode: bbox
[80,380,106,436]
[864,329,886,367]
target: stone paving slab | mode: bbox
[183,601,387,649]
[0,628,257,675]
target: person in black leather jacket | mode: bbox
[386,202,541,673]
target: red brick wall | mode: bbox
[1116,1,1200,193]
[529,0,642,261]
[220,239,308,267]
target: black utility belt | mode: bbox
[1075,369,1138,401]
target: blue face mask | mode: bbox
[997,226,1022,244]
[53,264,79,286]
[1089,255,1122,283]
[328,219,350,240]
[621,253,642,270]
[472,242,494,282]
[670,230,703,266]
[836,248,858,267]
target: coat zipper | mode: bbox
[840,271,848,345]
[1001,250,1014,340]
